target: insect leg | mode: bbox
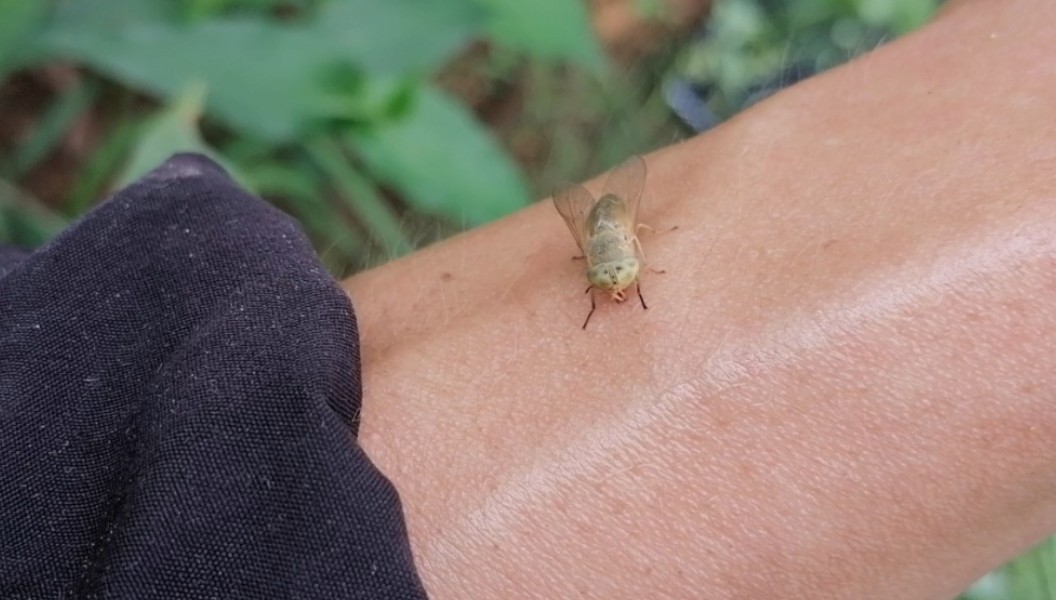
[582,286,596,329]
[636,281,648,310]
[632,235,647,262]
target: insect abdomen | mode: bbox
[586,230,634,265]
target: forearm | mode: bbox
[344,1,1056,597]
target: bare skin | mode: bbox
[343,1,1056,598]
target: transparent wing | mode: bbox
[552,183,596,254]
[601,154,647,229]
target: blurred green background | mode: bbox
[0,1,1053,596]
[0,0,951,274]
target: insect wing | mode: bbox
[553,183,596,254]
[601,155,647,230]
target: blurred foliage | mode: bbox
[963,538,1056,600]
[675,0,940,122]
[0,0,606,271]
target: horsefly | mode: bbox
[553,155,648,329]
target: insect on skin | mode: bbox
[553,155,649,329]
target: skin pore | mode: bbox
[343,1,1056,598]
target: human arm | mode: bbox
[345,1,1056,597]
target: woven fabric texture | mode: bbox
[0,154,428,599]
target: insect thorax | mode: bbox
[587,194,629,225]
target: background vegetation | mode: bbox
[0,0,1052,596]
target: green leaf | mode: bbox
[350,86,529,226]
[50,0,177,27]
[1003,537,1056,600]
[474,0,606,73]
[37,0,484,141]
[41,20,356,141]
[317,0,485,74]
[0,0,49,78]
[116,82,246,189]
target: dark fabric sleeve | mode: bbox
[0,154,429,599]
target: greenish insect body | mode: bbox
[553,157,649,328]
[584,196,640,298]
